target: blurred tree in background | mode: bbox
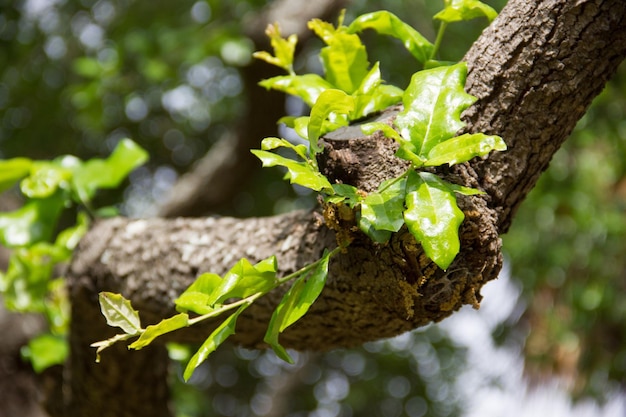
[1,0,625,416]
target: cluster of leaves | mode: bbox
[94,248,337,380]
[0,139,148,371]
[252,7,504,269]
[93,1,504,379]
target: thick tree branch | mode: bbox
[64,0,626,415]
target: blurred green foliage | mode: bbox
[503,65,626,399]
[2,0,625,414]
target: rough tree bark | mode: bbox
[61,0,626,416]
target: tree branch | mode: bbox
[64,0,626,415]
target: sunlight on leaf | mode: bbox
[98,292,142,335]
[308,89,355,152]
[425,133,506,166]
[404,172,464,270]
[395,63,475,157]
[434,0,498,23]
[251,150,333,192]
[348,10,434,64]
[252,23,297,74]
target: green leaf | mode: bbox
[21,333,68,373]
[425,133,506,167]
[361,121,403,142]
[0,194,65,247]
[252,23,298,73]
[309,18,370,93]
[175,273,223,314]
[308,89,355,153]
[206,257,277,306]
[403,172,464,270]
[55,211,90,252]
[359,177,407,233]
[20,162,72,198]
[0,158,32,194]
[260,137,308,160]
[264,252,331,363]
[395,63,476,157]
[434,0,498,23]
[251,150,333,192]
[183,304,247,381]
[0,244,67,312]
[352,63,403,118]
[259,74,334,107]
[446,182,485,196]
[348,11,434,64]
[97,292,142,335]
[72,139,148,203]
[129,313,189,350]
[327,183,362,207]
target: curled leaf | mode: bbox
[348,11,434,64]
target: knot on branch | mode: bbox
[312,109,503,336]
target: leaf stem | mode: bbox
[431,22,448,61]
[187,246,343,327]
[276,246,342,285]
[376,170,411,194]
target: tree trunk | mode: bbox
[62,0,626,415]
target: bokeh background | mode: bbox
[1,0,625,416]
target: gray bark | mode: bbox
[62,0,626,416]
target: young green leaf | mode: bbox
[54,211,90,252]
[0,194,65,247]
[445,182,485,196]
[97,292,142,335]
[0,157,32,193]
[359,176,408,233]
[183,303,248,381]
[175,273,227,314]
[307,89,355,153]
[264,252,331,363]
[251,150,333,192]
[425,133,506,167]
[434,0,498,23]
[352,62,403,118]
[22,333,68,373]
[259,74,334,107]
[252,23,298,74]
[20,162,72,198]
[260,137,309,161]
[309,18,369,94]
[72,139,148,203]
[403,172,464,270]
[395,63,476,157]
[205,257,277,306]
[326,183,362,207]
[129,313,189,350]
[347,11,434,64]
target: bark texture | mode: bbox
[62,0,626,415]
